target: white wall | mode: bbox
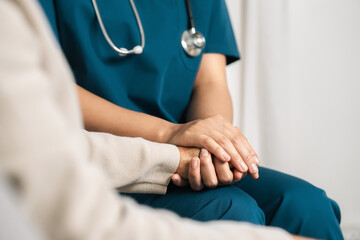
[225,0,243,125]
[226,0,360,234]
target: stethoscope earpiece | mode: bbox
[118,46,143,56]
[92,0,145,57]
[92,0,205,58]
[133,46,143,54]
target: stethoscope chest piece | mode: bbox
[181,28,205,57]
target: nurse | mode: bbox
[38,0,343,239]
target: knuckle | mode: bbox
[219,178,233,185]
[241,134,248,141]
[249,150,257,159]
[234,138,250,149]
[201,136,212,146]
[238,132,248,142]
[233,177,241,183]
[234,131,248,142]
[234,126,243,134]
[188,170,198,179]
[205,179,218,188]
[217,135,228,145]
[233,135,242,145]
[233,171,243,181]
[244,153,254,163]
[200,156,212,166]
[193,185,203,191]
[214,145,224,156]
[218,173,233,185]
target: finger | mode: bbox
[249,171,259,179]
[199,149,218,188]
[233,169,244,182]
[225,125,261,166]
[222,127,259,177]
[188,157,204,191]
[210,130,248,173]
[213,157,234,185]
[237,144,259,178]
[231,141,259,179]
[171,174,189,187]
[200,135,231,162]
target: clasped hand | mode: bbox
[173,146,260,191]
[169,115,260,191]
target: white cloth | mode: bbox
[0,0,292,239]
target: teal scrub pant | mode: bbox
[127,167,343,240]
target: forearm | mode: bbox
[186,81,233,123]
[77,85,175,142]
[186,53,233,123]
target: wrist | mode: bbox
[159,122,180,143]
[176,146,200,179]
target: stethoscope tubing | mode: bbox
[185,0,195,30]
[91,0,204,57]
[91,0,145,56]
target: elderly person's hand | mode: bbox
[172,147,254,191]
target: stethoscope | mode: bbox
[91,0,205,57]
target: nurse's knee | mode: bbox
[282,183,340,221]
[227,194,265,224]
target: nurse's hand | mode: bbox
[168,114,260,178]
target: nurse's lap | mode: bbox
[125,167,335,222]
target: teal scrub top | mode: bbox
[38,0,240,123]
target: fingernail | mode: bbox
[250,163,258,173]
[201,148,209,157]
[222,152,231,161]
[240,162,248,171]
[192,159,198,168]
[254,156,260,165]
